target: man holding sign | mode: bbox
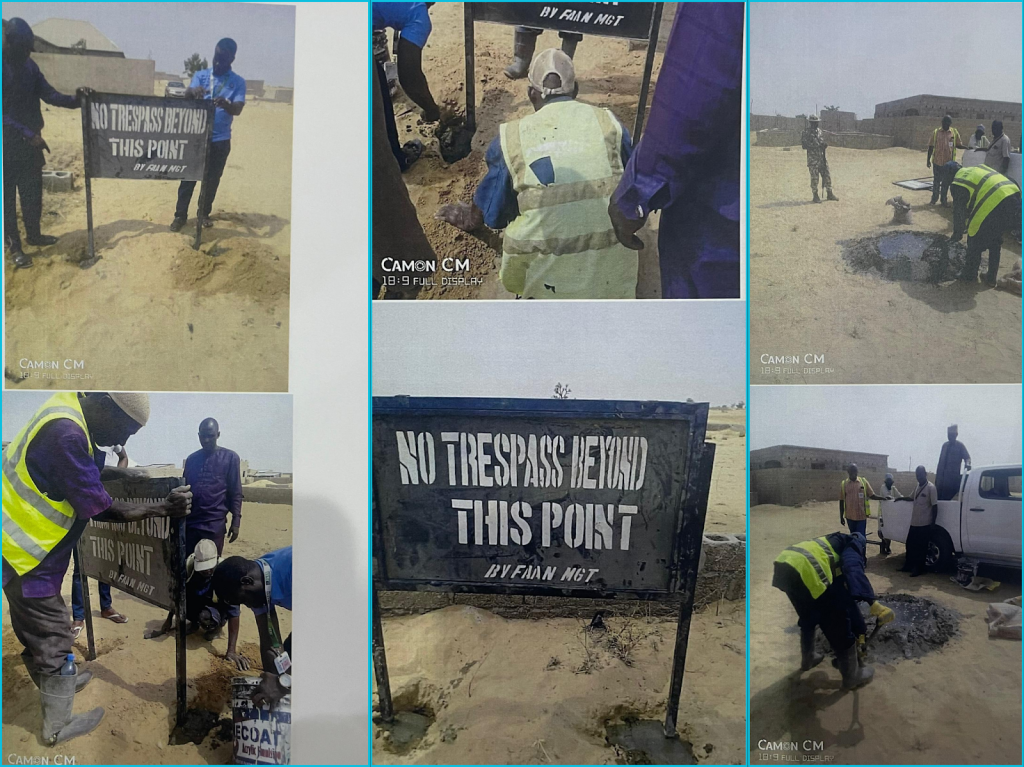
[170,38,246,232]
[1,392,192,746]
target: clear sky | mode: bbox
[3,392,293,471]
[751,2,1023,118]
[4,2,295,86]
[373,302,747,406]
[751,385,1022,472]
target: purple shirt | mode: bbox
[612,3,743,222]
[183,447,243,535]
[2,418,112,598]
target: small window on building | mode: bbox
[810,463,826,470]
[764,460,782,469]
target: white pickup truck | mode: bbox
[878,464,1022,571]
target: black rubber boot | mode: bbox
[800,628,824,671]
[504,29,537,80]
[826,190,839,201]
[838,644,874,690]
[40,671,104,746]
[25,234,58,247]
[812,191,821,203]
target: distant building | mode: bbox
[31,18,123,57]
[751,445,888,473]
[875,94,1022,122]
[750,445,905,506]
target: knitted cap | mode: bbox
[109,393,150,426]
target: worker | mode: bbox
[2,18,86,269]
[949,163,1022,284]
[504,27,582,79]
[436,49,637,299]
[372,3,440,171]
[926,115,964,207]
[607,2,743,299]
[880,473,902,499]
[801,115,838,203]
[840,464,885,537]
[2,393,191,745]
[968,124,990,151]
[894,465,938,577]
[170,38,246,233]
[213,546,292,707]
[145,539,250,670]
[934,424,971,501]
[773,532,895,689]
[984,120,1014,177]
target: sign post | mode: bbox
[371,396,714,737]
[463,3,663,141]
[77,476,188,726]
[80,92,215,260]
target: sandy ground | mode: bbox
[750,143,1022,385]
[4,94,292,392]
[1,502,292,765]
[749,502,1022,765]
[372,408,747,765]
[386,2,665,300]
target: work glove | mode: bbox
[869,601,895,626]
[856,634,867,663]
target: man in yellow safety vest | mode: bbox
[2,392,191,745]
[436,49,638,299]
[773,532,895,690]
[949,163,1022,284]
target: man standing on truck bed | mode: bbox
[935,425,971,501]
[895,465,939,577]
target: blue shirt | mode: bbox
[474,99,633,230]
[189,68,246,143]
[252,546,292,615]
[372,3,432,49]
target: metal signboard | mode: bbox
[372,396,715,737]
[471,2,658,39]
[80,92,214,256]
[76,476,188,726]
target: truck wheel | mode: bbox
[926,529,956,571]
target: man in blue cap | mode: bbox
[170,38,246,232]
[3,18,86,268]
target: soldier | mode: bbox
[801,114,838,203]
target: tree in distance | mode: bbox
[184,53,208,78]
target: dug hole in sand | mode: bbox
[4,91,291,392]
[750,503,1022,765]
[372,414,747,765]
[1,502,291,765]
[749,142,1022,385]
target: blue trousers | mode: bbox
[71,548,111,621]
[846,518,867,537]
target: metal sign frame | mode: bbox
[76,476,188,727]
[371,396,715,738]
[463,3,664,141]
[80,92,215,260]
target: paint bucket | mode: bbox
[232,677,291,765]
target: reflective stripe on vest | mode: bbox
[2,392,93,576]
[775,536,839,599]
[841,476,871,517]
[951,165,1019,237]
[498,100,637,298]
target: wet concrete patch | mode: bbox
[377,711,435,754]
[606,719,696,765]
[842,231,969,282]
[169,708,232,745]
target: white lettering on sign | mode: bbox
[450,499,639,550]
[482,563,600,583]
[538,5,625,25]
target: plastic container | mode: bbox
[60,654,76,676]
[232,677,291,765]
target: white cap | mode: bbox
[108,393,150,426]
[528,48,576,99]
[193,539,220,572]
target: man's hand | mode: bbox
[226,651,252,671]
[75,87,94,106]
[164,486,193,518]
[608,201,646,251]
[421,106,441,123]
[869,601,895,626]
[145,615,174,640]
[436,201,483,232]
[840,515,846,527]
[213,97,231,110]
[252,672,289,708]
[927,160,932,169]
[228,526,240,544]
[186,86,207,100]
[28,134,50,153]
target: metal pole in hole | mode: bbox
[173,517,187,726]
[633,3,664,142]
[372,587,394,723]
[79,96,96,262]
[664,442,716,738]
[75,544,97,661]
[463,5,476,132]
[193,105,214,251]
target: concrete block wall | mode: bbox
[825,131,894,150]
[33,53,154,96]
[751,469,934,506]
[242,486,293,505]
[379,532,746,618]
[857,116,1023,151]
[755,129,802,147]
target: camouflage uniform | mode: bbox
[801,125,834,197]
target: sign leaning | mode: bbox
[372,396,715,737]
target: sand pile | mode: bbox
[170,238,290,303]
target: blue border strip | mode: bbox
[744,1,752,762]
[367,6,375,764]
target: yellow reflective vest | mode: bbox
[951,164,1020,238]
[2,392,94,576]
[931,127,962,164]
[775,536,840,599]
[498,99,638,300]
[841,476,872,518]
